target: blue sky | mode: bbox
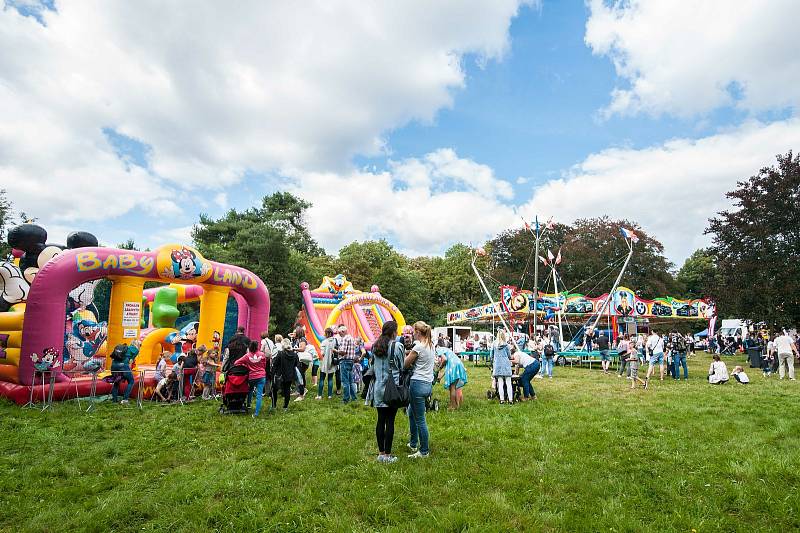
[3,1,799,263]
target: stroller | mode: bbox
[719,337,738,355]
[219,364,250,414]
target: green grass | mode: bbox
[1,353,799,532]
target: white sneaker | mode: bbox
[315,396,322,400]
[119,399,129,405]
[407,451,429,459]
[294,395,305,402]
[407,443,418,453]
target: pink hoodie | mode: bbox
[234,351,267,380]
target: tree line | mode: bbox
[0,152,797,333]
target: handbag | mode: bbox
[383,341,410,408]
[330,338,340,367]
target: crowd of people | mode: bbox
[102,314,800,464]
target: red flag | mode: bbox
[545,217,555,230]
[475,247,487,257]
[555,248,562,265]
[547,249,555,262]
[538,255,548,266]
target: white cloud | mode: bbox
[585,0,800,117]
[213,192,228,210]
[0,0,532,232]
[519,118,800,263]
[290,150,518,254]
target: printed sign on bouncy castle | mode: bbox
[76,250,155,275]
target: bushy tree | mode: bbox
[192,192,324,334]
[676,249,719,299]
[707,151,800,326]
[334,240,430,324]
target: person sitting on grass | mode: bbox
[436,345,468,409]
[155,372,177,402]
[708,354,729,384]
[235,340,268,418]
[511,348,539,401]
[732,365,750,384]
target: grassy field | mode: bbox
[1,352,799,532]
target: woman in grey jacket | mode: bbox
[368,320,404,464]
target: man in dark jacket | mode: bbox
[223,327,250,372]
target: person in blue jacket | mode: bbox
[110,340,140,404]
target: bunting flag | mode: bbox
[620,227,640,243]
[545,216,555,230]
[555,248,562,265]
[524,220,531,232]
[475,247,487,257]
[538,255,548,266]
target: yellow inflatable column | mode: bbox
[197,284,230,350]
[106,276,146,366]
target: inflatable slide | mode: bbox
[296,275,405,353]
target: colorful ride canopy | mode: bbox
[446,285,714,325]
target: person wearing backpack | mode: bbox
[110,340,140,404]
[369,321,404,463]
[669,329,688,381]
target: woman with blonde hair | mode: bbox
[492,329,513,404]
[404,321,435,458]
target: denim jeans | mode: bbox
[618,358,629,376]
[542,357,554,377]
[408,379,432,455]
[520,361,540,398]
[248,377,266,415]
[340,360,356,402]
[317,372,334,397]
[673,351,688,380]
[111,366,134,401]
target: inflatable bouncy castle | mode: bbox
[296,275,405,353]
[0,224,270,404]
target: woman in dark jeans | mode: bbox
[368,321,404,464]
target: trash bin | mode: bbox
[747,347,762,368]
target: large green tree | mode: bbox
[676,249,719,299]
[707,151,800,326]
[192,192,324,334]
[410,243,486,323]
[334,240,430,324]
[484,217,679,299]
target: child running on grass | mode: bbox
[628,349,648,389]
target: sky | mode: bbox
[2,0,799,265]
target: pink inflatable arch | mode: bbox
[18,247,270,386]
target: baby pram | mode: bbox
[719,337,738,355]
[219,364,249,414]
